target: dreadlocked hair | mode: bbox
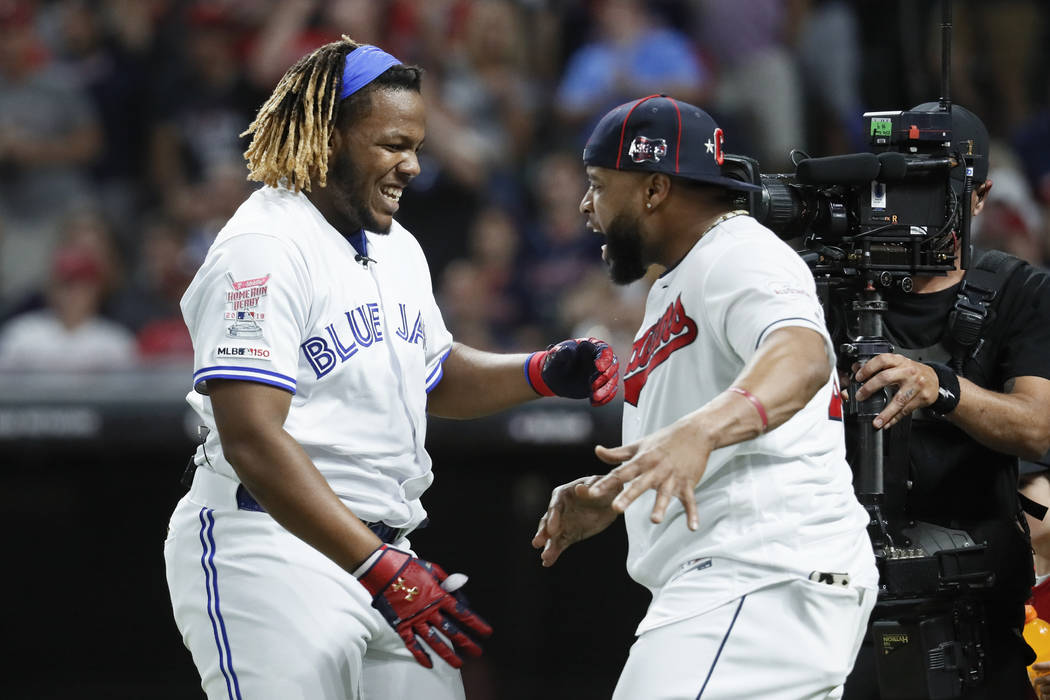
[241,36,423,192]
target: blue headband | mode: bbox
[338,45,401,100]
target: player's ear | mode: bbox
[327,126,344,158]
[644,173,670,212]
[972,178,992,217]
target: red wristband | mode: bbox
[728,386,768,433]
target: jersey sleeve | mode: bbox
[181,232,310,395]
[419,263,453,394]
[701,239,831,363]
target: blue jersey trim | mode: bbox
[194,373,296,395]
[523,353,537,392]
[696,595,746,699]
[424,348,452,393]
[195,365,295,383]
[425,348,452,383]
[198,509,243,699]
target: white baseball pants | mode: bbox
[164,468,464,700]
[613,578,876,700]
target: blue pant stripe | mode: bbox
[696,595,746,699]
[205,509,243,700]
[198,508,237,700]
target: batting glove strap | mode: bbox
[356,545,492,669]
[524,337,620,406]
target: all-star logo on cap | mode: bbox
[582,94,760,192]
[704,128,724,165]
[629,136,667,164]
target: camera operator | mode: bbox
[843,104,1050,699]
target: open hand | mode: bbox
[587,418,714,531]
[532,475,622,566]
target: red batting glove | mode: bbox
[525,336,620,406]
[356,545,493,668]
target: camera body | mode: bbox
[722,106,966,287]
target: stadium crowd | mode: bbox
[0,0,1048,372]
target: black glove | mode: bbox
[524,336,620,406]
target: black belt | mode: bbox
[235,484,423,544]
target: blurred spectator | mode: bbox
[692,0,806,170]
[931,1,1046,135]
[438,205,540,351]
[438,259,497,351]
[147,2,261,216]
[0,0,102,294]
[555,0,708,145]
[797,0,865,154]
[245,0,381,90]
[558,266,652,369]
[0,243,135,370]
[107,214,195,360]
[384,0,466,68]
[0,0,1046,379]
[1013,81,1050,206]
[1,204,124,324]
[973,153,1047,269]
[521,151,604,335]
[429,0,539,189]
[45,0,154,231]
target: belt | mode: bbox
[184,460,422,545]
[234,485,423,544]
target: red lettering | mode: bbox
[623,295,698,405]
[828,375,843,421]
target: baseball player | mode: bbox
[163,39,619,700]
[532,95,879,699]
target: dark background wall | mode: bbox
[0,370,647,699]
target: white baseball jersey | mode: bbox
[179,185,453,530]
[621,213,877,634]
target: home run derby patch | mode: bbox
[224,272,269,339]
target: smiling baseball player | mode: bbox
[164,39,619,700]
[532,95,878,699]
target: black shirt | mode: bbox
[882,257,1050,619]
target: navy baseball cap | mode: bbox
[583,94,761,192]
[912,102,990,192]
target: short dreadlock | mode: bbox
[241,36,423,192]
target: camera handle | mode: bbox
[840,280,897,551]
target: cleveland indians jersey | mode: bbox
[180,186,452,530]
[622,213,877,633]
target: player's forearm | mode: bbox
[221,431,383,571]
[693,326,831,448]
[426,342,539,419]
[946,377,1050,460]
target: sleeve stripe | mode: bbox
[754,317,824,349]
[193,369,296,393]
[425,348,452,384]
[194,364,296,384]
[425,365,444,393]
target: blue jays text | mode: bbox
[301,302,427,378]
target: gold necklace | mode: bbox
[700,209,749,238]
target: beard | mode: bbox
[326,150,390,234]
[604,212,648,284]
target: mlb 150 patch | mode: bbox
[214,344,272,361]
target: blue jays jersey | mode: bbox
[180,185,452,529]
